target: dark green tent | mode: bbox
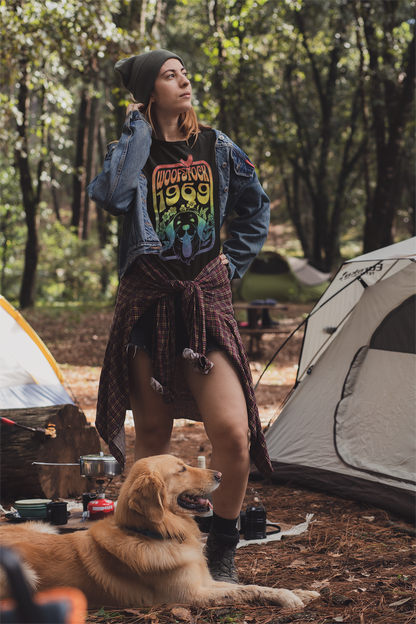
[238,252,331,303]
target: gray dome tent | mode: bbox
[263,238,416,520]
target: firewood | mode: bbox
[0,404,101,500]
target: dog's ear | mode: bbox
[128,472,166,524]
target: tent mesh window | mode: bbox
[370,294,415,354]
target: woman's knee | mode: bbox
[134,417,173,441]
[210,423,250,459]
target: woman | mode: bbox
[87,49,272,584]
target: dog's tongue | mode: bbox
[196,497,213,509]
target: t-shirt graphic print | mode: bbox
[144,130,220,281]
[153,154,214,261]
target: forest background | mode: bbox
[0,0,414,310]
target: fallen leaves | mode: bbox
[170,606,194,622]
[287,558,306,568]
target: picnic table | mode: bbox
[233,301,288,354]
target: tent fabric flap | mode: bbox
[334,347,416,485]
[0,384,74,411]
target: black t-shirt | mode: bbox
[143,129,220,281]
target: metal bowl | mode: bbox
[79,453,122,478]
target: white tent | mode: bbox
[0,296,74,409]
[264,238,416,520]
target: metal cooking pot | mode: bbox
[79,453,121,478]
[32,452,122,478]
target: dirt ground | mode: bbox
[12,305,416,623]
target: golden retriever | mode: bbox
[0,455,319,609]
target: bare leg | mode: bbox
[183,351,250,520]
[128,348,174,461]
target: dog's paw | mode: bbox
[264,588,304,608]
[291,589,320,604]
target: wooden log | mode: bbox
[0,404,101,500]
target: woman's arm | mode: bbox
[87,108,152,216]
[222,164,270,281]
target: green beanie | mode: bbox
[115,49,184,106]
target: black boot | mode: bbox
[261,307,279,328]
[204,525,240,584]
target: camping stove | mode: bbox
[32,452,121,522]
[82,478,115,522]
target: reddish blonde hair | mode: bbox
[143,102,209,144]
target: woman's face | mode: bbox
[150,58,192,117]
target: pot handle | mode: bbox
[32,462,79,466]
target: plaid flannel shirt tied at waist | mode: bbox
[135,256,232,403]
[96,254,273,479]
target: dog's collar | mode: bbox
[126,526,165,540]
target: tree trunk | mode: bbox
[48,132,61,222]
[361,5,415,252]
[50,166,61,222]
[71,89,91,234]
[16,60,39,309]
[210,0,228,134]
[411,195,416,237]
[363,141,401,251]
[1,207,11,297]
[282,164,311,259]
[81,94,100,240]
[0,404,101,499]
[327,62,364,268]
[296,11,341,269]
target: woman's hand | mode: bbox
[219,253,229,266]
[126,102,145,116]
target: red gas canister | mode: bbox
[87,493,114,521]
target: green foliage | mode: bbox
[0,0,138,307]
[37,209,118,304]
[164,0,414,268]
[0,0,414,306]
[0,167,26,301]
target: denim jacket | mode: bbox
[87,111,270,280]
